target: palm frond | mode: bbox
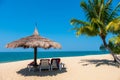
[109,2,120,21]
[91,18,104,27]
[80,1,88,11]
[80,0,97,21]
[75,25,99,36]
[105,0,112,10]
[97,0,113,24]
[109,35,120,44]
[70,19,90,26]
[108,41,120,54]
[99,3,104,20]
[106,17,120,33]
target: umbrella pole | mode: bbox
[34,47,37,66]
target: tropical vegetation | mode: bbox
[70,0,120,62]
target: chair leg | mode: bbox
[59,64,62,70]
[27,66,31,72]
[29,68,31,72]
[39,67,41,72]
[51,66,53,71]
[62,63,65,68]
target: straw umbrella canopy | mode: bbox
[6,28,61,66]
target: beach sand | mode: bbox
[0,54,120,80]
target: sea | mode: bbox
[0,51,109,63]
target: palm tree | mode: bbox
[70,0,120,61]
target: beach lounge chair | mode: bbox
[50,58,65,70]
[39,59,51,72]
[27,61,35,71]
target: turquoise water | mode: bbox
[0,51,109,63]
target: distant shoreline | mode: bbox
[0,54,109,64]
[0,52,109,63]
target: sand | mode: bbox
[0,54,120,80]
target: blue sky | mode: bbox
[0,0,119,52]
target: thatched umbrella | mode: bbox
[6,28,61,66]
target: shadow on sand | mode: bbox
[17,68,67,76]
[80,59,120,67]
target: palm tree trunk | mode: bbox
[107,47,117,62]
[100,35,116,62]
[101,35,107,47]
